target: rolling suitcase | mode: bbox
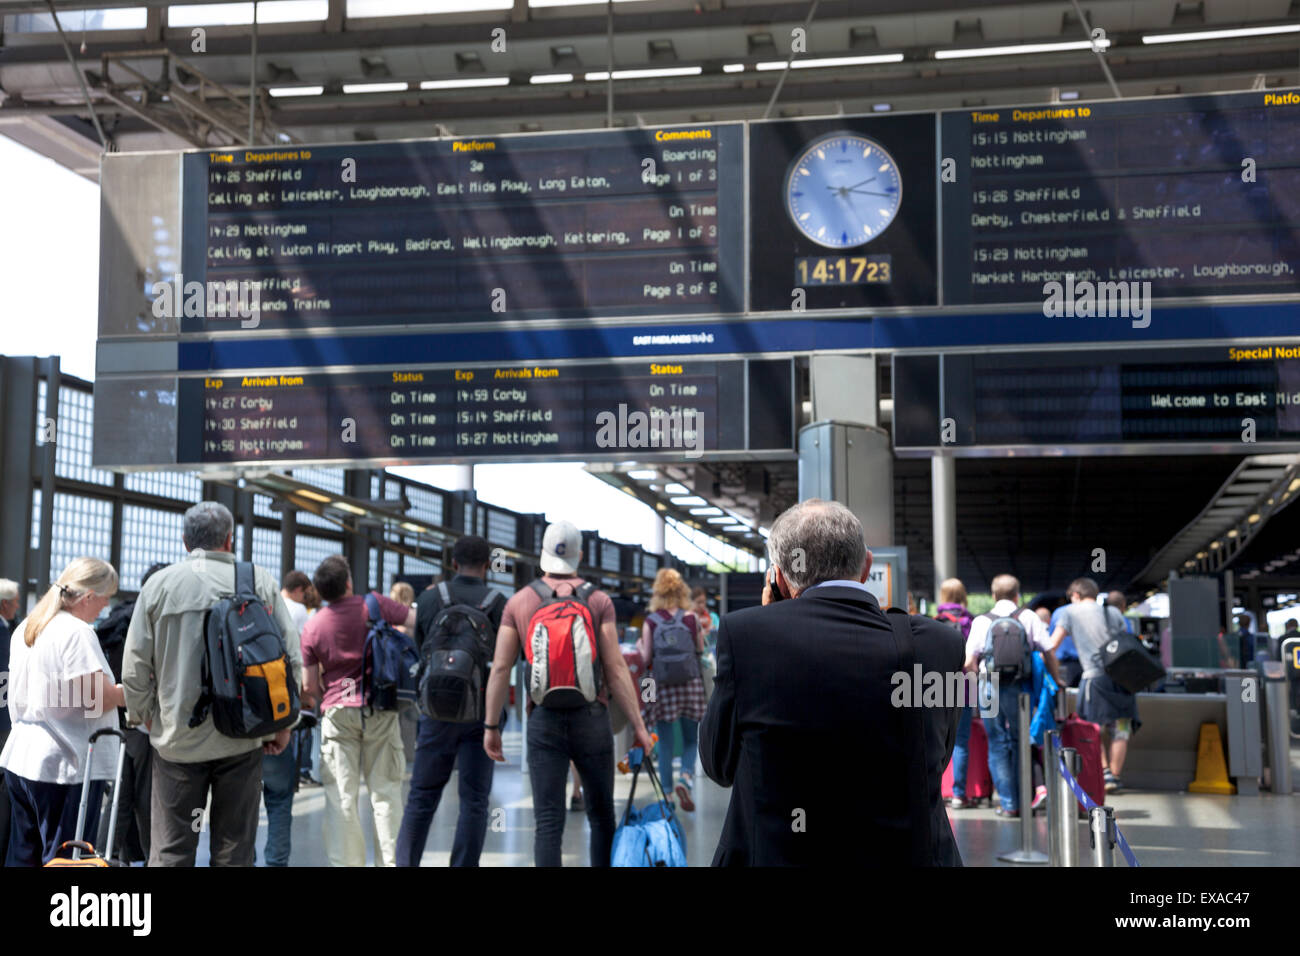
[1060,713,1106,811]
[941,715,992,801]
[44,728,127,867]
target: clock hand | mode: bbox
[843,177,876,191]
[844,188,892,197]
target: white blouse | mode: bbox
[0,611,120,784]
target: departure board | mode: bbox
[174,359,794,465]
[942,93,1300,305]
[892,344,1300,453]
[180,125,744,331]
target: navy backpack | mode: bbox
[361,593,420,713]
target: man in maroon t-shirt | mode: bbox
[301,555,414,867]
[484,520,653,867]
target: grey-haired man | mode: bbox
[122,502,301,866]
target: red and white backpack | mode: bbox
[523,579,601,708]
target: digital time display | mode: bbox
[795,254,892,286]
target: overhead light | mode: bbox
[934,39,1109,59]
[530,73,574,84]
[689,507,723,516]
[420,77,510,90]
[722,63,746,73]
[294,489,332,504]
[400,521,425,533]
[755,54,904,70]
[1143,23,1300,44]
[1196,551,1207,559]
[333,502,368,516]
[584,67,703,81]
[664,483,689,494]
[706,516,734,524]
[872,103,892,112]
[723,525,750,533]
[269,86,325,97]
[1289,478,1300,492]
[1248,513,1261,523]
[671,496,708,506]
[342,82,409,94]
[628,469,658,480]
[1210,541,1221,549]
[1059,90,1080,100]
[1227,529,1239,538]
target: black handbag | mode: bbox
[1099,608,1164,693]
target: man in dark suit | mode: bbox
[701,500,964,867]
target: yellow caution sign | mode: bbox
[1188,722,1236,795]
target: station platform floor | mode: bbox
[194,731,1300,867]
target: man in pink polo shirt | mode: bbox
[301,555,415,866]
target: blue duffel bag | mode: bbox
[611,746,686,867]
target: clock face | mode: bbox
[784,133,904,249]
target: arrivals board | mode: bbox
[175,359,794,465]
[892,343,1300,454]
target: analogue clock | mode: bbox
[784,133,903,249]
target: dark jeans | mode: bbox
[150,748,262,867]
[261,739,298,867]
[5,771,104,866]
[526,702,616,867]
[396,716,495,867]
[0,731,9,863]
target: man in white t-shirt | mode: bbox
[280,570,311,635]
[963,574,1054,818]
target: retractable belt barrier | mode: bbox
[1057,754,1141,867]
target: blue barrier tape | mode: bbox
[1057,755,1141,868]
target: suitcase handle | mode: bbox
[89,728,127,744]
[52,840,100,859]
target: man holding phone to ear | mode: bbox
[701,498,964,867]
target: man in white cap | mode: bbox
[484,520,654,867]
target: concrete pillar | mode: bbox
[652,513,666,556]
[931,452,956,604]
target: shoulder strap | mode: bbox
[575,581,596,602]
[478,589,505,613]
[528,579,554,601]
[885,607,934,867]
[437,581,452,608]
[670,607,684,624]
[234,561,255,597]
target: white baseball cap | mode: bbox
[540,520,582,575]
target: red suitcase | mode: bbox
[942,716,992,800]
[1060,713,1106,810]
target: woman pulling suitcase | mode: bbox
[0,558,126,866]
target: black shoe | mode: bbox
[298,773,321,788]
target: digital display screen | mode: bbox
[893,344,1300,451]
[175,359,794,465]
[941,95,1300,305]
[181,125,744,332]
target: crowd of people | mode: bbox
[0,500,730,867]
[1,493,1239,867]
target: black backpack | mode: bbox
[417,582,505,723]
[361,593,421,713]
[189,562,300,739]
[980,606,1033,685]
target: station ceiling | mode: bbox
[2,0,1299,178]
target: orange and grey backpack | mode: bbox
[189,561,299,738]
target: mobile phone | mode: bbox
[767,566,784,602]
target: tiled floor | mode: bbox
[192,731,1300,867]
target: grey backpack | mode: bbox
[652,609,700,687]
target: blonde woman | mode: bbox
[0,558,124,865]
[638,568,706,811]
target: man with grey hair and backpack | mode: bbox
[123,501,302,866]
[701,498,964,866]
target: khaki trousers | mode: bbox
[320,706,405,867]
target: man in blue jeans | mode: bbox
[964,574,1052,819]
[396,536,505,867]
[261,730,299,866]
[483,520,654,867]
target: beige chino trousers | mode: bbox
[319,705,405,866]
